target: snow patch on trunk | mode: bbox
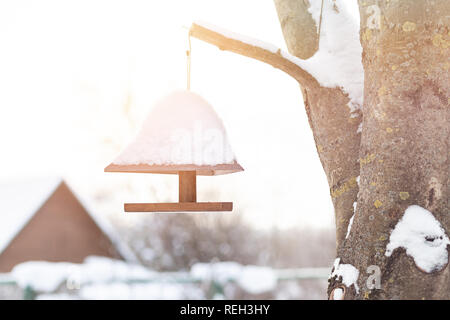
[385,205,450,273]
[346,212,355,239]
[357,122,363,133]
[329,258,359,293]
[331,287,345,300]
[306,0,364,114]
[345,201,358,239]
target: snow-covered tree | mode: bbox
[190,0,449,299]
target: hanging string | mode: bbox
[318,0,324,48]
[186,31,192,91]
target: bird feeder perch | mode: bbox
[105,90,243,213]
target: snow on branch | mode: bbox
[189,22,320,89]
[191,1,364,115]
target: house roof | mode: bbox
[0,177,61,254]
[0,178,138,263]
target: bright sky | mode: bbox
[0,0,335,230]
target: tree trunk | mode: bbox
[331,0,449,299]
[275,0,449,299]
[191,0,449,299]
[274,0,319,59]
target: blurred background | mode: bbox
[0,0,336,299]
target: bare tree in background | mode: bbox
[189,0,449,299]
[117,213,335,271]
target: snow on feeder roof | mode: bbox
[105,90,243,213]
[105,90,243,176]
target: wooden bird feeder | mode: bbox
[105,90,243,213]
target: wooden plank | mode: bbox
[178,171,196,202]
[104,162,244,176]
[124,202,233,212]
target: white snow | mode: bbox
[346,213,355,239]
[195,20,281,56]
[345,202,358,239]
[237,266,277,294]
[330,258,359,293]
[36,293,79,300]
[79,282,204,300]
[385,205,450,273]
[12,261,74,292]
[303,0,364,114]
[357,122,363,133]
[80,256,155,283]
[34,279,204,300]
[191,261,242,285]
[196,0,364,114]
[331,287,344,300]
[11,258,280,298]
[191,262,277,294]
[10,256,155,292]
[307,0,323,27]
[11,256,203,299]
[0,177,62,254]
[113,90,236,166]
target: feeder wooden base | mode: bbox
[124,202,233,212]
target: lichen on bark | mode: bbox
[339,0,449,299]
[275,0,449,299]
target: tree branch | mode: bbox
[190,21,361,248]
[189,23,320,89]
[273,0,319,59]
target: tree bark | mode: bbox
[192,0,449,299]
[332,0,450,299]
[273,0,319,59]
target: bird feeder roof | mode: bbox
[104,90,243,176]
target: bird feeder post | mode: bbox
[178,171,196,203]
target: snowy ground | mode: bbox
[0,257,329,300]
